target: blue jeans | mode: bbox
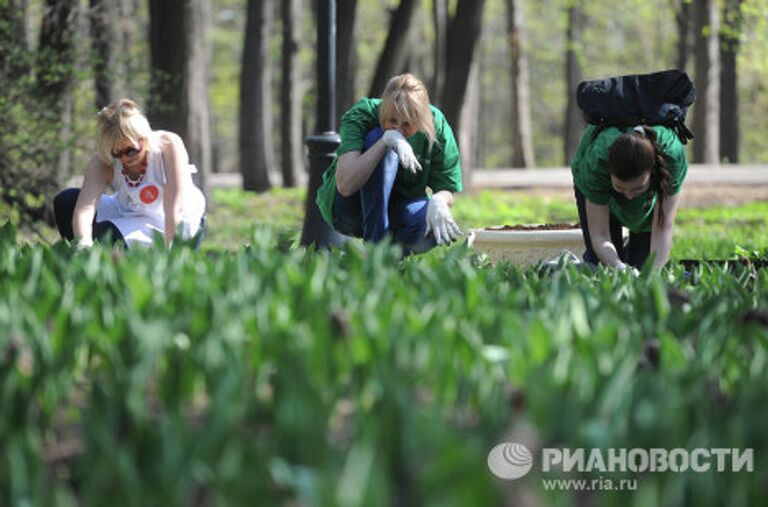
[332,127,436,255]
[574,186,650,268]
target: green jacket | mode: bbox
[316,97,462,227]
[571,125,688,232]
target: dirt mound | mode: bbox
[485,223,580,231]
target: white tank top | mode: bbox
[110,131,204,223]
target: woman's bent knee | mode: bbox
[53,188,80,212]
[53,188,81,240]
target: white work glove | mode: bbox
[615,261,640,276]
[382,129,422,174]
[75,237,94,249]
[425,193,462,245]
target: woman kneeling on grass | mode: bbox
[571,124,688,271]
[53,99,206,248]
[315,73,463,254]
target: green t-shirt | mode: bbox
[571,125,688,232]
[316,97,462,227]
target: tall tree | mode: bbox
[89,0,118,109]
[719,0,743,163]
[459,60,479,178]
[239,0,274,192]
[38,0,77,104]
[280,0,303,187]
[336,0,357,114]
[563,0,585,165]
[148,0,212,190]
[675,0,694,71]
[430,0,450,102]
[506,0,535,168]
[368,0,419,97]
[431,0,448,99]
[38,0,78,180]
[118,0,140,92]
[692,0,720,163]
[440,0,486,138]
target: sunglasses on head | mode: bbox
[111,139,143,159]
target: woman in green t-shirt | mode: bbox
[571,124,688,271]
[315,73,463,253]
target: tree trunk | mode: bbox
[148,0,213,191]
[692,0,720,164]
[280,0,303,187]
[118,0,140,91]
[431,0,448,100]
[459,60,479,183]
[89,0,117,109]
[38,1,77,95]
[675,0,693,71]
[336,0,357,113]
[38,0,77,181]
[563,0,585,165]
[440,0,486,139]
[368,0,419,97]
[186,0,212,191]
[719,0,742,163]
[149,0,186,136]
[239,0,274,191]
[37,1,77,107]
[506,0,535,168]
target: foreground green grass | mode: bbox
[206,188,768,259]
[1,221,766,506]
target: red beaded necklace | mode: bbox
[122,154,149,188]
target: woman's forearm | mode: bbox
[649,193,680,268]
[335,140,388,196]
[650,224,674,268]
[163,191,183,246]
[585,200,626,269]
[73,156,108,244]
[158,131,190,247]
[592,237,625,268]
[73,205,95,243]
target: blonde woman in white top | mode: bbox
[53,99,206,248]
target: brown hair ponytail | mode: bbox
[640,126,672,226]
[607,126,672,226]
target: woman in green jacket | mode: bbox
[572,124,688,270]
[316,73,462,253]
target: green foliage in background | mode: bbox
[0,0,120,227]
[1,221,767,506]
[0,16,69,225]
[674,201,768,258]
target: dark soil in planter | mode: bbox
[485,223,581,231]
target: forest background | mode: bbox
[1,0,767,228]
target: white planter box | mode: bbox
[467,225,585,266]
